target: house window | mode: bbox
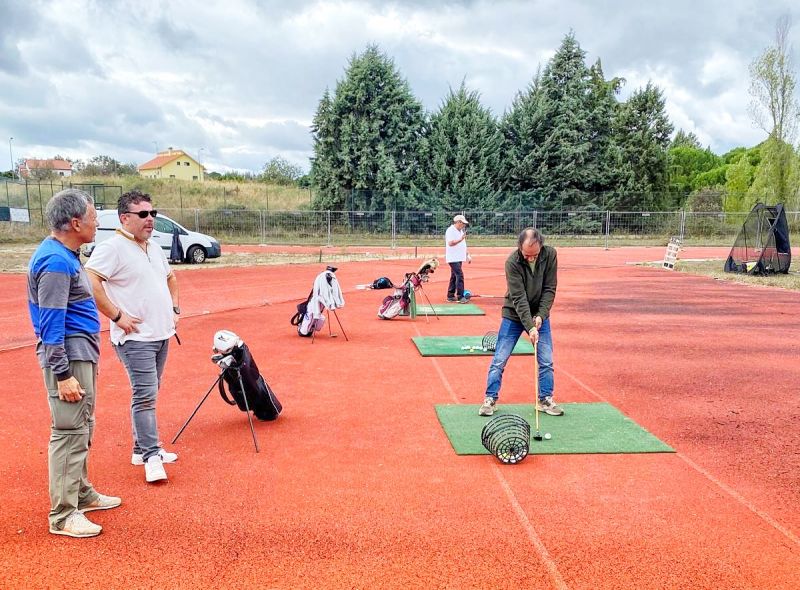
[192,176,198,180]
[185,162,190,166]
[170,175,175,178]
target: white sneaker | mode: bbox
[79,493,122,513]
[132,449,178,466]
[50,510,102,538]
[145,455,168,483]
[479,397,497,416]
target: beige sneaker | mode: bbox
[79,493,122,513]
[478,397,497,416]
[537,396,564,416]
[50,511,102,538]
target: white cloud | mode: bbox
[1,0,798,172]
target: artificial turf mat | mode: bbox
[412,336,534,356]
[434,403,674,455]
[415,303,485,315]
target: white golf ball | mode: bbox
[544,433,552,440]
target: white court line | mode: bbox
[416,323,568,588]
[556,366,800,548]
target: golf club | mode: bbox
[533,342,543,441]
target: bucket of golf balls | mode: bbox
[481,414,530,464]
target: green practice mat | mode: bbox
[412,336,534,356]
[435,403,674,455]
[415,303,485,316]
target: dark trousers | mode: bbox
[447,261,464,299]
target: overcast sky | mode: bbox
[2,0,798,174]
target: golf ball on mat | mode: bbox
[544,433,552,440]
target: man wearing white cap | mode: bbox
[445,214,471,303]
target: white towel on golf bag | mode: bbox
[309,271,345,319]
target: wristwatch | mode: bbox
[173,306,181,315]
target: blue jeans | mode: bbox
[485,317,553,401]
[114,339,169,461]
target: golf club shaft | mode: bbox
[534,342,540,432]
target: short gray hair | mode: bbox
[518,227,544,248]
[45,189,94,232]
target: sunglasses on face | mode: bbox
[125,210,158,218]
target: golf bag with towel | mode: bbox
[291,266,345,336]
[213,330,282,421]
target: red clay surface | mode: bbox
[2,246,800,589]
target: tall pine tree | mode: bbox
[418,81,503,210]
[501,33,606,210]
[614,82,674,209]
[310,45,425,211]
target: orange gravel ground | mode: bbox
[1,246,799,589]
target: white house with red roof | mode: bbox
[19,158,73,178]
[138,148,205,181]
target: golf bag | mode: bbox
[378,284,411,319]
[290,290,326,337]
[376,258,438,320]
[372,277,394,289]
[213,331,282,421]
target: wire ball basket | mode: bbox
[481,414,530,464]
[482,331,498,352]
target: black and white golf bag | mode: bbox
[213,330,282,421]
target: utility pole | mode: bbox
[9,137,15,179]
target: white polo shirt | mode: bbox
[86,229,175,345]
[445,224,467,263]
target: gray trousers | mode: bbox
[114,339,169,462]
[43,361,99,529]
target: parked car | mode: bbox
[84,209,221,263]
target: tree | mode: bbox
[671,129,702,149]
[668,146,723,196]
[724,153,755,211]
[261,156,302,185]
[75,155,136,176]
[310,45,426,211]
[501,33,599,210]
[614,82,674,209]
[418,81,503,210]
[748,15,799,203]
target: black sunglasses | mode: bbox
[125,210,158,218]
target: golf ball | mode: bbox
[544,433,552,440]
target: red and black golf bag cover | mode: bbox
[218,343,282,421]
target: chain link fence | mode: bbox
[148,208,760,248]
[3,179,793,247]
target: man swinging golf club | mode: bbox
[479,227,563,417]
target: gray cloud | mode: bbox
[1,0,798,174]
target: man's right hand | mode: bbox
[116,311,142,335]
[58,377,85,403]
[529,327,539,346]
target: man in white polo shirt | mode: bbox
[445,214,471,303]
[86,190,180,483]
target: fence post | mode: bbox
[327,210,332,247]
[605,210,610,250]
[532,210,537,230]
[680,210,686,241]
[260,209,266,244]
[179,186,183,212]
[4,180,8,207]
[391,210,396,250]
[194,209,199,232]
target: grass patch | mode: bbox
[651,259,800,291]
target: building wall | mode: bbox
[140,152,204,181]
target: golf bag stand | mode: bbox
[172,365,260,452]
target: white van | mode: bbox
[85,209,221,263]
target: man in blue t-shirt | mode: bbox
[27,189,121,538]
